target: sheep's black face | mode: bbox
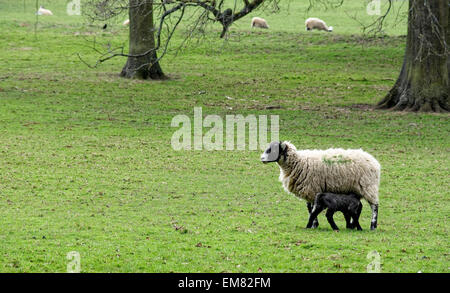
[261,141,283,164]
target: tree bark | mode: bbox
[377,0,449,112]
[120,0,165,80]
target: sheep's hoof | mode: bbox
[305,223,317,229]
[333,229,340,232]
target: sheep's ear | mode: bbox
[280,141,287,151]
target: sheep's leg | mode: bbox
[370,203,378,230]
[307,202,319,228]
[325,209,339,231]
[306,205,323,229]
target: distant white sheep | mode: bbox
[251,17,269,29]
[305,17,333,32]
[36,6,53,16]
[123,19,130,26]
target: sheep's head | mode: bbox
[260,141,288,164]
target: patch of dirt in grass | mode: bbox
[73,32,97,36]
[307,34,407,46]
[246,104,284,110]
[348,103,375,111]
[14,47,33,51]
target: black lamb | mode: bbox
[306,192,363,231]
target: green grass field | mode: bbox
[0,0,448,273]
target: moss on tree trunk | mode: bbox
[120,0,165,80]
[377,0,449,112]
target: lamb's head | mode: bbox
[260,141,292,164]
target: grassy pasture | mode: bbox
[0,0,448,272]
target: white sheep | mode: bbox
[36,6,53,16]
[261,141,380,230]
[251,17,269,29]
[123,19,130,26]
[305,17,333,32]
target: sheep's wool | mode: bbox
[305,17,331,31]
[251,17,269,29]
[278,142,380,204]
[38,7,53,16]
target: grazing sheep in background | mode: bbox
[123,19,130,26]
[251,17,269,29]
[305,17,332,32]
[36,6,53,16]
[260,141,380,230]
[306,192,363,231]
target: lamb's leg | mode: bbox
[307,202,319,228]
[370,203,378,230]
[344,212,353,229]
[352,214,363,231]
[306,205,324,229]
[355,203,363,229]
[325,209,339,231]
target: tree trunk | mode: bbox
[377,0,449,112]
[120,0,165,80]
